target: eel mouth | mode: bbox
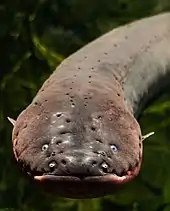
[18,145,142,198]
[32,159,142,198]
[34,160,141,183]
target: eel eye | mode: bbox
[110,145,117,152]
[42,144,49,151]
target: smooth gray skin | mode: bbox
[11,13,170,198]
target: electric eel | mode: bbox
[9,12,170,198]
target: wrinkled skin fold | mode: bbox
[10,12,170,198]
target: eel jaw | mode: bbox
[34,160,141,183]
[32,151,142,198]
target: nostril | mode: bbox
[59,129,70,135]
[49,161,57,171]
[91,160,97,166]
[95,138,102,143]
[66,118,71,123]
[56,140,62,145]
[60,131,67,135]
[91,126,96,131]
[51,152,56,156]
[101,162,109,173]
[57,113,62,117]
[61,159,67,165]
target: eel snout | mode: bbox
[10,82,143,198]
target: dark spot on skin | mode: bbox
[114,76,118,80]
[98,60,101,62]
[59,150,63,154]
[70,87,72,90]
[41,89,44,92]
[104,52,108,55]
[87,168,90,173]
[114,44,117,47]
[66,118,71,123]
[23,124,27,129]
[56,113,62,118]
[124,65,127,69]
[91,126,96,131]
[84,56,87,59]
[74,75,77,77]
[125,36,128,39]
[60,131,67,135]
[108,155,112,159]
[78,67,81,70]
[61,159,66,165]
[135,162,139,167]
[89,75,92,78]
[97,115,102,119]
[84,97,88,100]
[117,93,120,97]
[91,67,94,70]
[51,152,56,156]
[88,81,91,84]
[66,93,69,96]
[84,104,87,107]
[35,101,42,106]
[92,161,97,166]
[56,140,62,145]
[96,138,102,143]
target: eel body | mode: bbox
[11,13,170,198]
